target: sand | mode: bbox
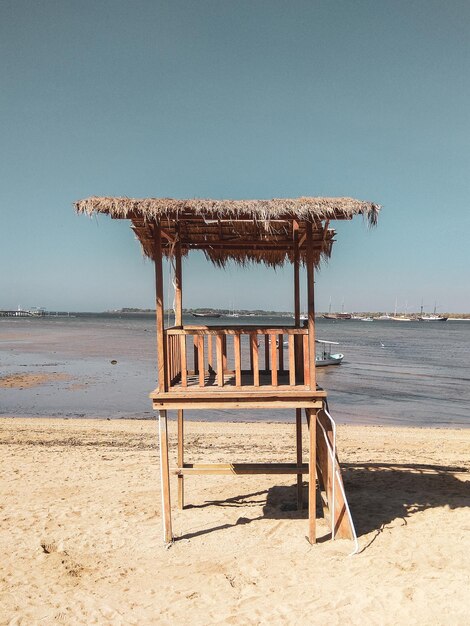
[0,418,469,625]
[0,373,71,389]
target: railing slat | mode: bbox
[234,333,242,387]
[288,335,296,386]
[216,334,224,386]
[270,333,278,386]
[251,333,259,386]
[164,326,310,391]
[180,335,187,387]
[303,334,310,387]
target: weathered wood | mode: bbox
[315,409,354,540]
[308,408,317,544]
[180,335,187,387]
[293,220,303,381]
[270,334,278,386]
[175,238,183,326]
[216,334,224,387]
[278,333,284,372]
[154,399,324,410]
[158,410,172,543]
[296,408,303,510]
[166,326,307,335]
[174,462,310,475]
[177,409,184,509]
[251,334,259,386]
[303,334,310,386]
[293,220,300,326]
[234,333,242,387]
[306,221,317,391]
[151,387,327,399]
[154,226,167,393]
[288,334,296,386]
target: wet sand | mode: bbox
[1,418,469,625]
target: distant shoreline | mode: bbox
[101,308,470,319]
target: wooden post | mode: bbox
[293,220,301,326]
[293,220,302,381]
[158,410,172,543]
[154,225,167,392]
[307,407,317,544]
[175,238,183,327]
[306,221,316,391]
[296,408,303,510]
[177,409,184,509]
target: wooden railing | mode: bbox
[164,326,312,391]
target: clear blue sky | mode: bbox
[1,0,469,313]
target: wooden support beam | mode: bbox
[296,408,303,510]
[154,225,167,392]
[308,408,317,544]
[174,237,183,326]
[158,410,172,543]
[173,462,310,475]
[293,220,300,326]
[177,409,184,509]
[306,221,317,391]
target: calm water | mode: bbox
[1,314,469,427]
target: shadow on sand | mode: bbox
[175,463,469,542]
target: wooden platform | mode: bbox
[150,371,326,409]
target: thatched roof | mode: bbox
[75,196,380,267]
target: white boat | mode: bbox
[390,316,411,322]
[417,304,447,322]
[315,340,344,367]
[418,315,448,322]
[191,312,221,318]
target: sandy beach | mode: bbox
[1,418,469,625]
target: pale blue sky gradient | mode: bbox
[1,0,469,313]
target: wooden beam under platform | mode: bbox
[173,463,310,476]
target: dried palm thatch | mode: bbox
[75,196,380,267]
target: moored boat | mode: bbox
[191,312,221,318]
[315,340,344,366]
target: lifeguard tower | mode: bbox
[76,196,379,545]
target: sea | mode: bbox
[1,314,469,428]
